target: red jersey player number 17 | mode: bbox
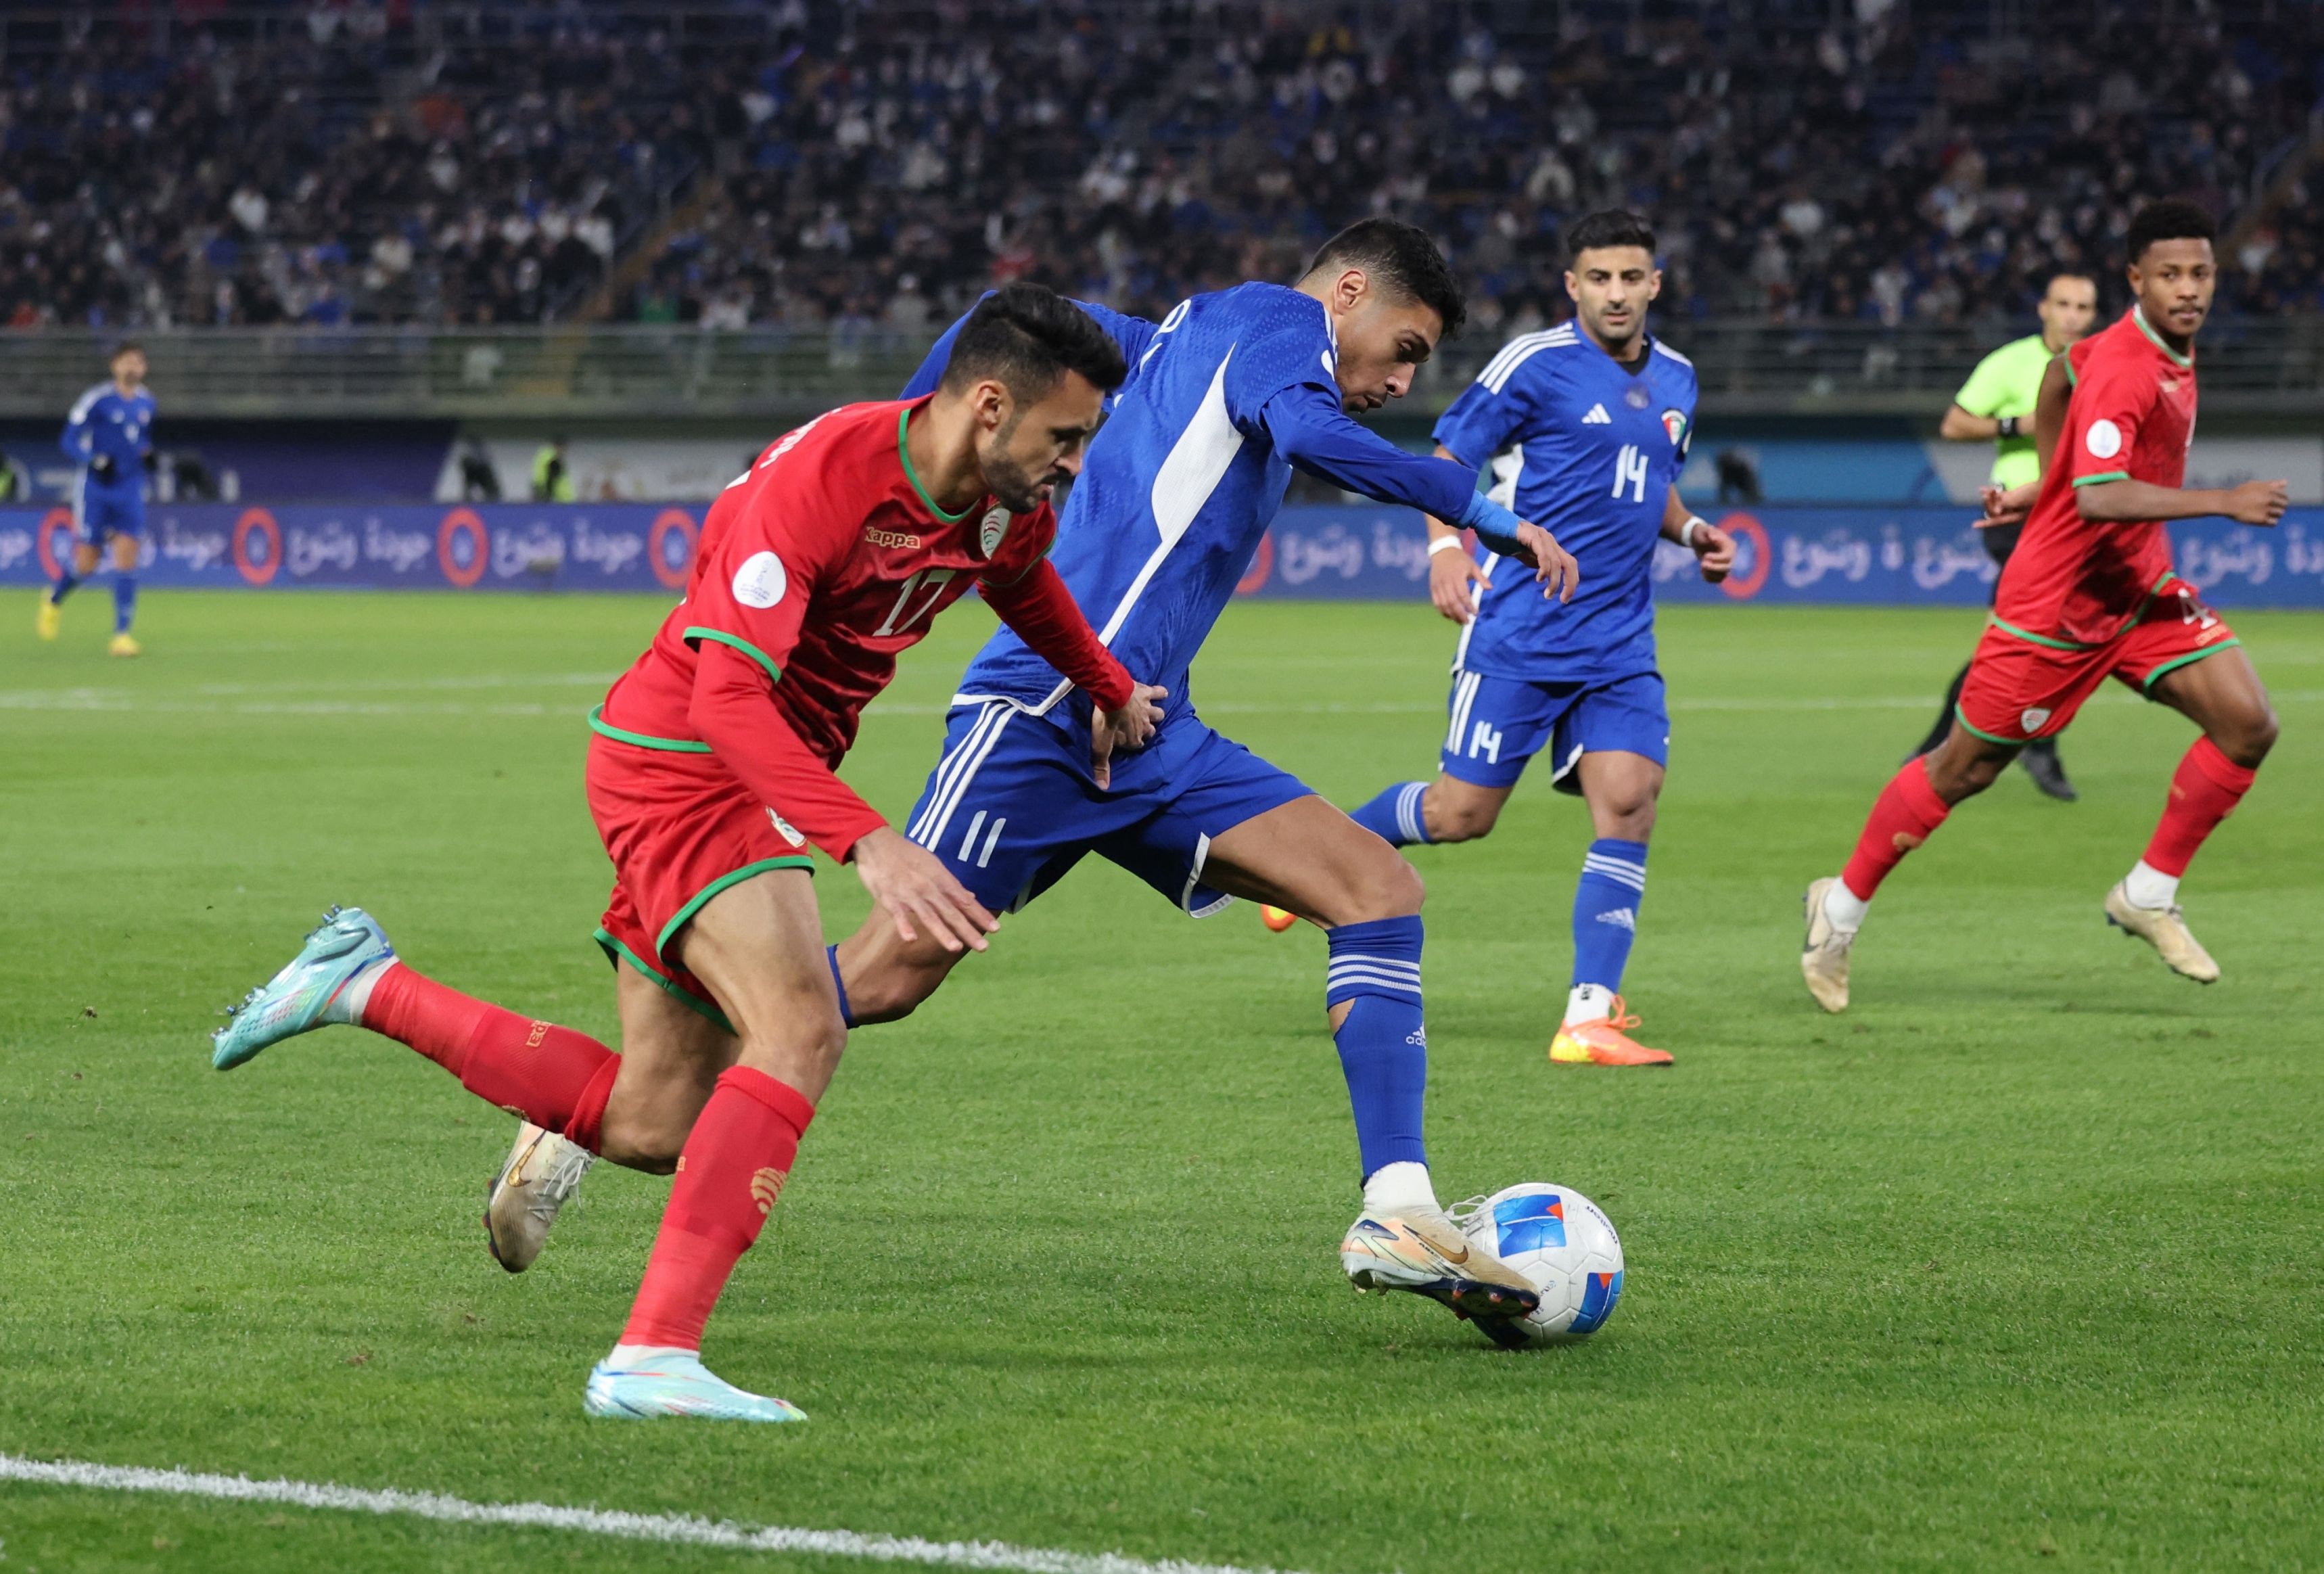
[590,393,1158,981]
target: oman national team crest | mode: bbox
[1661,409,1690,447]
[979,505,1010,557]
[2021,708,2052,734]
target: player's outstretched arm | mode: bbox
[1420,444,1491,624]
[687,642,998,953]
[982,557,1168,785]
[1265,388,1578,602]
[2076,478,2288,528]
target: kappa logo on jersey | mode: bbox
[1582,403,1612,425]
[979,505,1010,557]
[1662,409,1690,447]
[2085,419,2124,460]
[864,526,923,550]
[732,550,787,608]
[766,807,806,848]
[2021,707,2052,733]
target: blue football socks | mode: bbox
[1571,838,1648,992]
[1349,781,1433,847]
[1324,915,1428,1178]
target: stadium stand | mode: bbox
[0,1,2317,335]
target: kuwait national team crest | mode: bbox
[1662,409,1690,447]
[979,505,1010,557]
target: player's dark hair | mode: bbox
[1301,218,1466,338]
[2042,269,2096,295]
[941,283,1128,400]
[110,340,143,361]
[2126,200,2216,264]
[1566,210,1658,264]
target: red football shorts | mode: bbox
[584,733,814,1023]
[1958,575,2241,744]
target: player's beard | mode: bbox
[978,425,1059,514]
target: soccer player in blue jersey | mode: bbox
[1344,212,1734,1068]
[488,223,1583,1343]
[38,342,156,656]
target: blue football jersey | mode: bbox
[61,381,157,486]
[948,283,1355,715]
[1435,325,1696,685]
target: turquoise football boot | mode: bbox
[212,906,395,1071]
[584,1350,808,1422]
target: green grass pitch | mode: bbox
[3,590,2321,1571]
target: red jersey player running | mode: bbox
[1801,200,2288,1011]
[208,285,1165,1421]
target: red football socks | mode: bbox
[2142,736,2257,877]
[621,1066,815,1351]
[1841,756,1953,902]
[361,963,618,1148]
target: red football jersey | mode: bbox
[601,397,1056,764]
[1997,308,2198,645]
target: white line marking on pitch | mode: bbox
[0,1454,1312,1574]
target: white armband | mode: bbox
[1679,515,1710,549]
[1428,534,1466,557]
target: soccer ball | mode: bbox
[1455,1182,1625,1345]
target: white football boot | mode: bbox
[1342,1204,1540,1341]
[2104,881,2220,983]
[486,1121,595,1272]
[1800,877,1855,1013]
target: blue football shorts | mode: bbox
[904,701,1314,915]
[1438,668,1670,793]
[74,482,145,547]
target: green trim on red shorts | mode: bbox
[1953,704,2028,746]
[682,627,783,687]
[588,704,713,752]
[592,926,735,1034]
[1986,614,2099,651]
[2072,470,2130,488]
[2141,637,2243,693]
[653,857,816,963]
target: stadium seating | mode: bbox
[1,2,2317,333]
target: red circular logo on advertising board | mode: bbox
[233,508,281,586]
[648,508,699,589]
[35,507,73,580]
[438,507,489,588]
[1234,530,1276,596]
[1717,512,1771,600]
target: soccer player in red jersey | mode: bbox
[210,285,1165,1420]
[1801,201,2289,1011]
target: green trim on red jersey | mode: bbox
[654,858,816,963]
[897,404,969,524]
[2130,304,2195,369]
[2141,638,2243,692]
[1986,614,2100,651]
[2072,470,2130,488]
[682,627,783,687]
[588,704,713,753]
[592,926,735,1033]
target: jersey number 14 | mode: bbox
[1609,444,1650,505]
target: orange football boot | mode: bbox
[1548,996,1673,1066]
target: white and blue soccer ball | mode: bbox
[1456,1182,1624,1344]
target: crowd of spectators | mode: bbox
[0,3,704,329]
[2,1,2319,336]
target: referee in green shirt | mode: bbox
[1909,270,2097,800]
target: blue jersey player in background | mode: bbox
[1347,212,1736,1069]
[38,342,156,656]
[828,220,1582,1343]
